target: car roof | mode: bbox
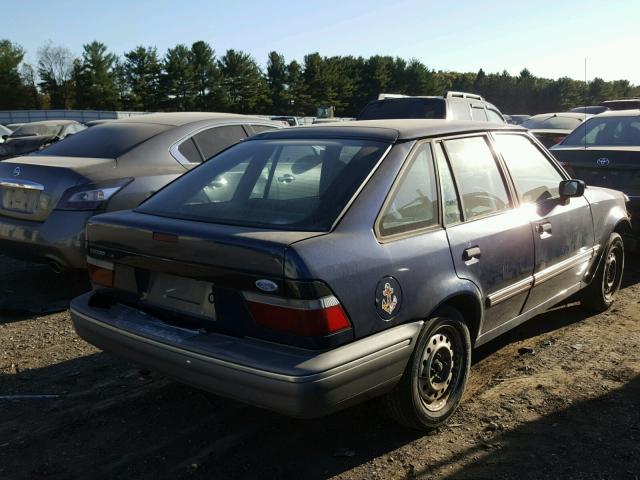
[251,119,523,143]
[111,112,273,127]
[595,109,640,117]
[527,112,589,120]
[17,119,79,126]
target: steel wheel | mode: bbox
[602,242,623,302]
[417,324,464,412]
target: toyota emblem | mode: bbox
[596,157,610,167]
[13,166,20,176]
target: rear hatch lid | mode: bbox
[87,210,331,345]
[0,156,115,222]
[551,146,640,196]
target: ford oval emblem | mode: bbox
[13,166,20,176]
[255,279,278,292]
[596,157,610,167]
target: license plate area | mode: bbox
[1,187,41,213]
[143,272,217,321]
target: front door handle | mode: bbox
[536,222,552,237]
[463,246,481,261]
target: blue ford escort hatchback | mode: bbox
[71,120,630,430]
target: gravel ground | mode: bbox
[0,255,638,480]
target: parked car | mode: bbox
[0,124,11,143]
[551,109,639,239]
[504,114,530,125]
[270,116,300,127]
[5,123,25,131]
[0,120,86,159]
[357,91,505,123]
[0,112,281,272]
[71,119,629,431]
[601,98,640,111]
[521,112,592,148]
[570,106,609,115]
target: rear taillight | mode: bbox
[56,179,132,211]
[244,292,351,336]
[87,257,114,287]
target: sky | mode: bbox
[4,0,640,84]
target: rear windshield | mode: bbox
[33,122,170,158]
[357,98,446,120]
[137,138,389,231]
[522,115,583,130]
[10,124,64,138]
[561,116,640,146]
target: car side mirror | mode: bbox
[559,179,585,198]
[1,135,7,141]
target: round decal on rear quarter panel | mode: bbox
[375,276,402,320]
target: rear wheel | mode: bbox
[581,232,625,313]
[383,308,471,431]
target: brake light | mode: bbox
[87,257,114,287]
[244,292,351,336]
[56,179,132,211]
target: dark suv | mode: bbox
[72,120,628,431]
[357,91,505,123]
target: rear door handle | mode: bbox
[536,222,552,237]
[463,246,481,261]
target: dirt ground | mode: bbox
[0,255,638,480]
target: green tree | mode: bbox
[189,41,222,110]
[0,39,29,109]
[162,44,194,111]
[266,51,289,113]
[123,46,162,110]
[218,49,268,113]
[73,41,120,109]
[286,60,304,115]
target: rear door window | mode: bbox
[194,125,247,160]
[449,101,471,120]
[378,143,438,237]
[494,134,563,203]
[249,124,279,134]
[487,109,504,123]
[444,136,510,220]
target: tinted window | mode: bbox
[11,124,64,138]
[487,109,504,123]
[137,139,389,231]
[194,125,247,159]
[471,106,488,122]
[494,134,563,204]
[434,142,462,224]
[522,115,583,130]
[33,123,170,158]
[561,116,640,146]
[379,143,438,236]
[250,124,279,134]
[450,101,471,120]
[444,136,510,220]
[177,137,202,163]
[357,98,446,120]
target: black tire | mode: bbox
[383,307,471,431]
[581,232,625,313]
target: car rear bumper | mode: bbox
[0,210,93,269]
[71,292,421,418]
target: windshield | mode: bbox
[34,122,170,158]
[561,116,640,146]
[357,98,446,120]
[522,115,583,130]
[137,138,390,231]
[10,124,64,138]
